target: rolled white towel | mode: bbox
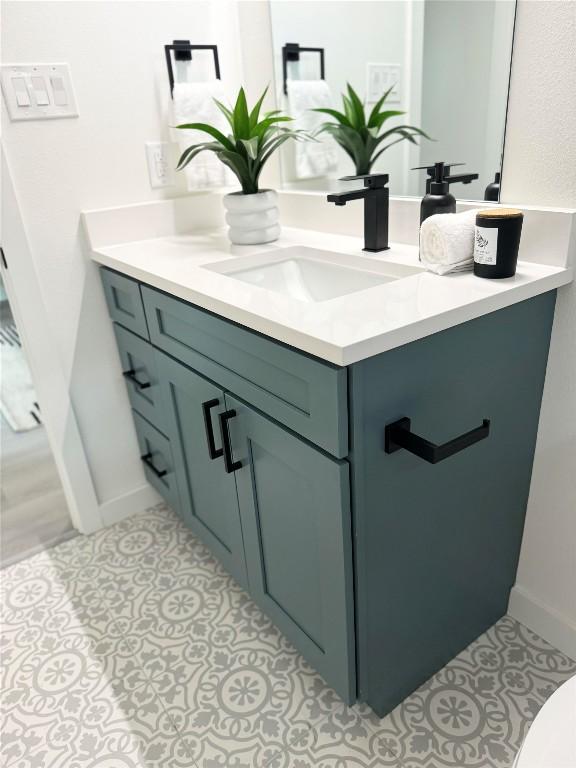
[420,210,478,275]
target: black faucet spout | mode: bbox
[327,188,368,205]
[445,172,479,185]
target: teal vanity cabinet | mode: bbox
[100,265,556,716]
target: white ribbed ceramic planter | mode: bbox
[223,190,280,245]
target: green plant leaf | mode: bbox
[346,83,366,128]
[334,124,370,169]
[369,109,406,130]
[232,87,250,139]
[240,137,259,160]
[260,127,308,154]
[311,107,352,127]
[253,115,293,140]
[213,99,235,129]
[342,94,356,127]
[176,142,218,170]
[259,132,303,166]
[373,125,430,147]
[175,122,234,150]
[217,149,253,191]
[249,87,269,129]
[367,85,395,127]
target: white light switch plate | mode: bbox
[366,63,401,104]
[145,142,175,188]
[1,63,78,121]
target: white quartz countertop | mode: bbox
[90,227,572,366]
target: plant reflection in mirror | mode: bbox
[314,83,431,175]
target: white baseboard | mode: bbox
[99,484,162,528]
[508,585,576,661]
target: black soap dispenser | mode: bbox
[484,172,501,202]
[413,162,479,223]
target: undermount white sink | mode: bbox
[205,246,423,303]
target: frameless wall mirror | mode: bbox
[269,0,516,201]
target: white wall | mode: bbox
[502,0,576,659]
[2,0,242,524]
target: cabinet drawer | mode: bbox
[132,411,181,514]
[114,324,166,432]
[142,285,348,458]
[101,268,149,340]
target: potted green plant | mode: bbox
[314,84,430,175]
[176,87,304,245]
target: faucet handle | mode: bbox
[339,173,389,189]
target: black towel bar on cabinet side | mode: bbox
[282,43,325,95]
[385,417,490,464]
[165,40,221,97]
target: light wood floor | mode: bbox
[1,415,76,567]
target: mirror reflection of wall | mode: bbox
[270,0,516,201]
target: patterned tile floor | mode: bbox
[1,504,575,768]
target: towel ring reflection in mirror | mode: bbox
[282,43,325,95]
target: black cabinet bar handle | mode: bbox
[385,417,490,464]
[218,410,242,474]
[141,452,168,478]
[123,369,151,390]
[202,399,223,460]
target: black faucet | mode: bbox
[327,174,390,252]
[415,162,479,194]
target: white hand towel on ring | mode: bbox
[172,80,234,190]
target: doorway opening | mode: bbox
[0,277,76,567]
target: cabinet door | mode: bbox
[225,394,355,703]
[156,351,247,588]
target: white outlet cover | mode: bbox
[366,63,401,104]
[1,63,78,121]
[145,142,175,188]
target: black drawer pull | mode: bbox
[202,399,224,460]
[385,417,490,464]
[141,452,167,478]
[218,410,242,474]
[123,369,151,390]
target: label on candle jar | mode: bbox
[474,226,498,265]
